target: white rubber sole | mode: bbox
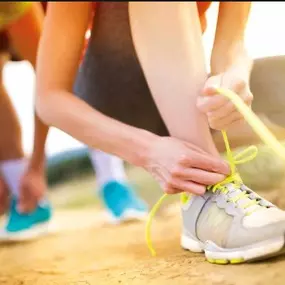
[0,222,50,242]
[181,234,285,264]
[107,209,148,225]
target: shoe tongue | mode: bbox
[226,183,262,213]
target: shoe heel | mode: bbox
[181,234,204,253]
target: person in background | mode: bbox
[0,1,147,241]
[0,2,52,240]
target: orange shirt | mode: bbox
[197,2,212,33]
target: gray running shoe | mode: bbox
[181,181,285,264]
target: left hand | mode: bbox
[197,65,253,130]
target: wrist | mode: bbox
[26,156,46,174]
[118,129,159,168]
[210,41,252,76]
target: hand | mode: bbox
[197,65,253,130]
[18,168,47,213]
[144,137,230,195]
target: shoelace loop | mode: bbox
[208,130,260,212]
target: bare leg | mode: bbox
[0,53,24,161]
[0,52,24,210]
[129,2,218,155]
[6,3,49,212]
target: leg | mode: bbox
[0,32,23,215]
[130,2,285,264]
[0,53,51,239]
[0,5,52,239]
[0,51,28,198]
[129,2,218,156]
[0,53,24,161]
[89,148,148,223]
[89,149,127,187]
[0,48,27,216]
[6,2,50,214]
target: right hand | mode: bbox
[144,137,230,195]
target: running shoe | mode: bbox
[99,180,148,224]
[0,197,52,241]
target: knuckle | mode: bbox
[245,93,253,104]
[233,112,243,120]
[165,180,174,190]
[170,166,182,177]
[179,154,190,165]
[235,79,247,90]
[164,185,175,194]
[209,121,221,130]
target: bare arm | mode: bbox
[7,2,48,172]
[36,2,156,167]
[210,2,252,75]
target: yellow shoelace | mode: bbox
[145,87,285,257]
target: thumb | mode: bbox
[202,74,223,96]
[202,85,219,97]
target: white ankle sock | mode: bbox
[89,149,127,189]
[0,158,28,198]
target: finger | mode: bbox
[207,100,237,120]
[168,179,206,195]
[202,86,219,96]
[173,167,226,186]
[164,186,182,195]
[205,89,253,122]
[230,79,247,93]
[243,91,253,106]
[219,117,247,131]
[197,94,229,113]
[209,86,253,117]
[181,152,230,176]
[208,110,244,130]
[209,110,244,130]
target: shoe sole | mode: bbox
[107,209,148,225]
[181,234,285,264]
[0,221,50,242]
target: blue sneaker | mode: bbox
[99,181,149,224]
[0,197,52,241]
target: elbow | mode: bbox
[36,92,57,126]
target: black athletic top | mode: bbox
[74,2,168,136]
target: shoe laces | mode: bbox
[145,88,285,257]
[208,130,262,215]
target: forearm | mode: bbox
[36,91,157,167]
[210,2,252,75]
[28,112,48,172]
